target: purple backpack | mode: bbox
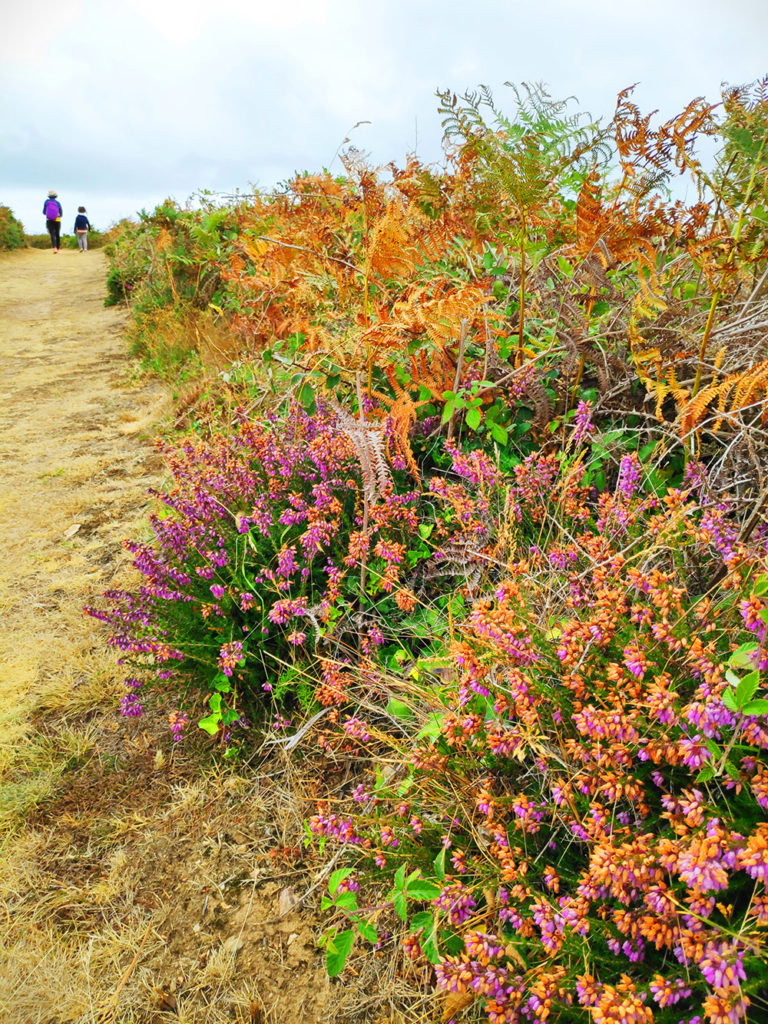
[45,200,59,219]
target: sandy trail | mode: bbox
[0,249,339,1024]
[0,246,168,774]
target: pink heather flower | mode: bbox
[679,733,711,770]
[380,825,398,848]
[217,639,244,677]
[373,539,404,564]
[286,630,307,645]
[268,596,307,624]
[343,716,371,743]
[649,976,692,1008]
[210,584,227,600]
[119,693,144,717]
[337,874,359,894]
[446,443,500,488]
[168,710,188,741]
[572,400,594,447]
[277,545,298,577]
[698,942,747,990]
[623,642,649,679]
[435,883,476,926]
[463,930,503,965]
[617,453,642,501]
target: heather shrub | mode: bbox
[0,205,25,250]
[85,399,488,741]
[307,450,768,1023]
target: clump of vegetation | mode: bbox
[87,77,768,1023]
[0,204,25,249]
[26,226,112,250]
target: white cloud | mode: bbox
[1,0,765,233]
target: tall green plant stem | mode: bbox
[516,213,527,368]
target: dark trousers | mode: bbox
[46,219,61,249]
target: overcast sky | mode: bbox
[2,0,766,234]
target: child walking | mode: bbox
[74,207,91,252]
[43,190,63,252]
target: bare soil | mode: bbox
[0,250,358,1024]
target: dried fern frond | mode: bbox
[679,358,768,434]
[374,368,428,484]
[364,201,418,282]
[330,399,390,506]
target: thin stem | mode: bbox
[516,213,527,368]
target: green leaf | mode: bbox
[298,382,316,413]
[723,760,742,782]
[730,643,758,668]
[742,699,768,716]
[407,880,442,901]
[722,689,739,712]
[730,127,759,157]
[386,697,415,721]
[221,707,240,726]
[638,441,657,462]
[696,765,715,783]
[410,911,434,931]
[356,921,377,943]
[735,670,761,708]
[753,575,768,597]
[418,524,433,540]
[334,891,358,911]
[197,712,221,735]
[490,422,508,445]
[326,929,355,977]
[394,864,406,891]
[393,892,408,921]
[416,714,443,742]
[329,868,354,896]
[433,848,447,881]
[557,255,573,278]
[465,406,481,431]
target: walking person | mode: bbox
[43,190,63,253]
[74,207,91,252]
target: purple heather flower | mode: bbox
[617,453,642,501]
[572,400,595,447]
[119,693,144,717]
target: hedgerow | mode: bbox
[90,78,768,1023]
[0,205,25,250]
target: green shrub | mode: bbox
[0,206,25,250]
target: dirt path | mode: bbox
[0,248,168,760]
[0,250,342,1024]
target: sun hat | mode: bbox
[48,190,57,197]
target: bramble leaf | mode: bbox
[326,929,355,977]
